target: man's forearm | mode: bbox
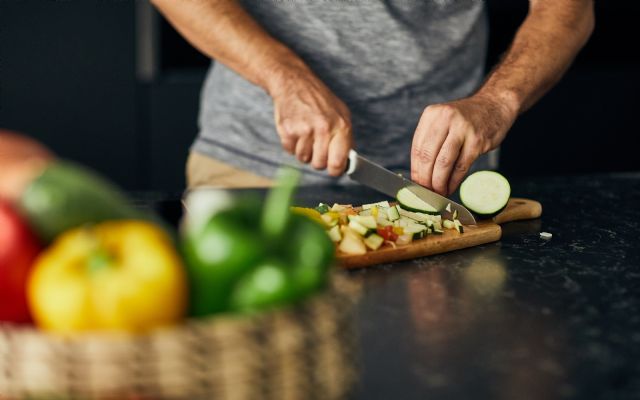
[150,0,308,94]
[476,0,595,116]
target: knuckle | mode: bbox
[314,119,330,134]
[454,162,470,173]
[412,148,436,164]
[436,154,452,167]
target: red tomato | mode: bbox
[376,226,398,242]
[0,200,41,323]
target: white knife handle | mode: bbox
[345,149,358,175]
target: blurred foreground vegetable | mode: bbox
[19,161,154,243]
[28,221,187,333]
[182,168,334,316]
[0,201,41,323]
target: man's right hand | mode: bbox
[268,67,353,177]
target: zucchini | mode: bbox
[403,224,427,240]
[386,205,400,221]
[315,203,330,214]
[459,171,511,217]
[396,187,439,215]
[19,161,153,243]
[327,225,342,242]
[442,220,455,230]
[348,215,377,229]
[397,206,430,223]
[362,201,390,210]
[454,219,464,234]
[348,220,369,236]
[364,233,385,250]
[338,230,367,255]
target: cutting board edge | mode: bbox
[338,224,502,269]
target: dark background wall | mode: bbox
[1,0,638,191]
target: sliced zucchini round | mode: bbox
[459,171,510,217]
[396,187,439,215]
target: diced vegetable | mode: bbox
[396,188,439,215]
[364,233,385,250]
[348,215,377,229]
[339,230,367,255]
[386,206,400,221]
[395,234,412,246]
[327,225,342,242]
[362,201,390,210]
[376,226,398,242]
[443,220,455,230]
[454,219,464,234]
[348,220,369,236]
[315,203,330,214]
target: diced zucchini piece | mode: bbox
[327,225,342,242]
[358,209,372,217]
[348,220,369,236]
[452,209,458,220]
[396,234,413,246]
[321,213,338,227]
[362,201,390,210]
[397,206,432,223]
[315,203,330,214]
[348,215,377,229]
[432,226,444,235]
[339,231,367,255]
[364,233,385,250]
[386,205,401,221]
[443,220,455,229]
[454,219,464,234]
[331,203,349,212]
[377,216,393,227]
[403,224,427,240]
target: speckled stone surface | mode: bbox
[291,174,640,400]
[152,174,640,400]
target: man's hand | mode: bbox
[412,0,594,195]
[269,68,352,176]
[411,95,517,196]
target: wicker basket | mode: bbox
[0,276,358,400]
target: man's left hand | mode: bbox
[410,94,517,196]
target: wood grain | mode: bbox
[337,198,542,269]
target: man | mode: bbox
[151,0,594,195]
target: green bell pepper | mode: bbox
[183,168,335,316]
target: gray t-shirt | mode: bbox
[193,0,496,184]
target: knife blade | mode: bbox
[345,150,476,225]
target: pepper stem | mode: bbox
[87,248,113,273]
[261,167,300,238]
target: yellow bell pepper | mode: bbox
[28,220,187,334]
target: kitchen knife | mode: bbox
[345,150,476,225]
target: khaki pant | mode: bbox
[186,151,274,189]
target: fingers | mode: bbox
[447,140,479,195]
[431,132,464,196]
[311,130,330,170]
[294,134,313,163]
[411,106,451,189]
[327,128,352,177]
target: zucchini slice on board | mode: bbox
[396,187,439,215]
[459,171,511,217]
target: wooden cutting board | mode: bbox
[337,198,542,269]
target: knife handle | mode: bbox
[345,150,358,175]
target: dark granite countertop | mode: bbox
[151,173,640,400]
